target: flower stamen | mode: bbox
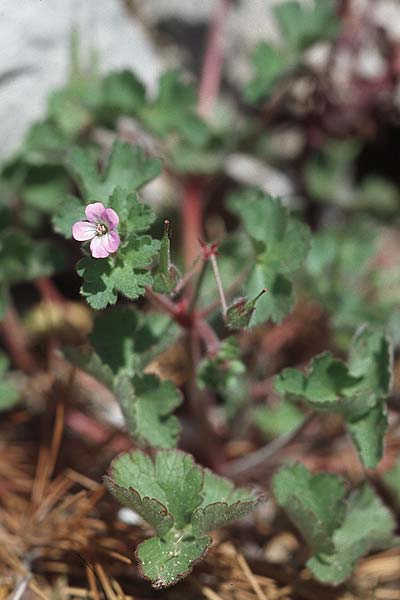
[96,223,108,236]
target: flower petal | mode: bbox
[102,207,119,230]
[85,202,106,224]
[102,231,120,254]
[72,221,97,241]
[90,235,110,259]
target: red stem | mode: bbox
[182,177,203,273]
[182,0,231,275]
[35,277,64,304]
[1,303,37,374]
[197,0,232,118]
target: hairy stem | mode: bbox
[182,0,231,274]
[179,0,231,460]
[209,253,228,320]
[182,177,203,275]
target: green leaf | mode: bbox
[107,450,203,530]
[253,399,305,439]
[115,374,181,449]
[357,175,399,216]
[76,257,118,310]
[76,235,159,309]
[197,338,245,389]
[348,325,393,402]
[274,367,306,397]
[227,190,310,324]
[21,165,69,214]
[137,531,211,589]
[52,196,85,238]
[104,452,174,537]
[347,404,388,470]
[192,470,258,535]
[382,458,400,509]
[0,230,65,286]
[275,328,393,468]
[273,463,346,555]
[108,187,155,231]
[0,354,20,411]
[245,42,293,102]
[304,140,360,207]
[307,484,396,585]
[246,268,293,325]
[69,309,181,448]
[106,449,261,587]
[244,1,338,102]
[274,0,338,53]
[67,140,162,202]
[89,306,162,374]
[276,352,374,419]
[23,120,69,160]
[48,88,93,138]
[141,70,208,145]
[90,308,141,377]
[101,70,146,116]
[304,221,386,340]
[197,337,247,420]
[63,346,114,389]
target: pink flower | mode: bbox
[72,202,120,259]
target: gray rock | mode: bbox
[0,0,164,160]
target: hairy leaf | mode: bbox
[137,531,211,589]
[67,140,161,201]
[106,449,261,587]
[273,463,346,554]
[227,190,310,324]
[107,450,203,529]
[192,470,258,535]
[275,327,393,467]
[347,404,388,470]
[76,235,159,309]
[52,195,85,238]
[307,484,396,585]
[108,187,155,232]
[105,453,174,536]
[115,374,181,449]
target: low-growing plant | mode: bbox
[1,0,400,592]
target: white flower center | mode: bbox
[96,223,108,236]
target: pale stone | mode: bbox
[0,0,164,159]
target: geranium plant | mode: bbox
[1,0,400,595]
